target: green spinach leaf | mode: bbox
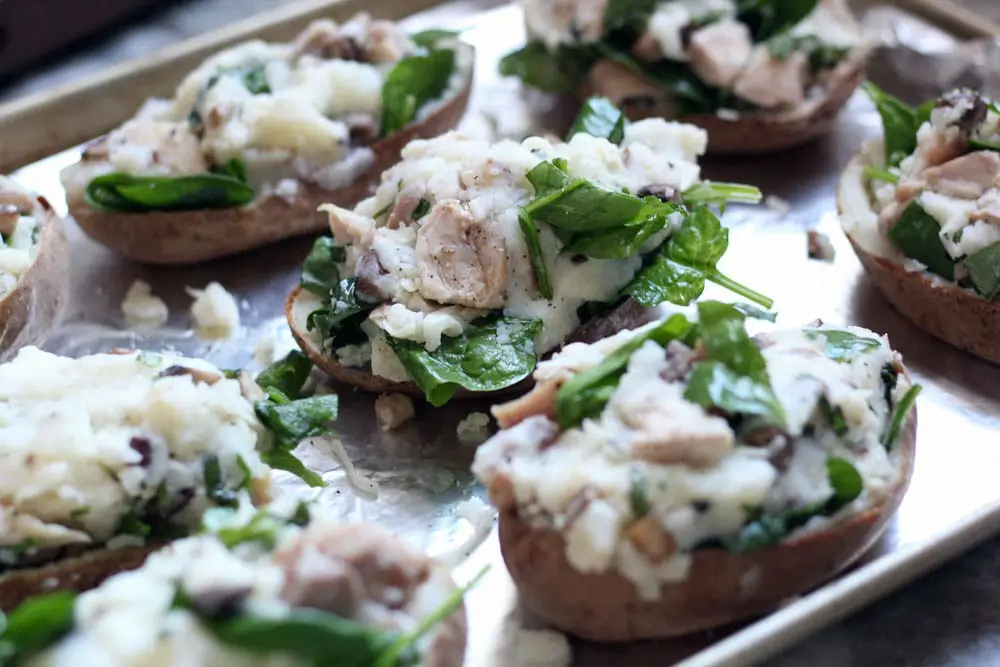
[682,181,763,206]
[255,350,313,400]
[629,467,652,518]
[240,65,271,95]
[738,0,818,41]
[524,163,644,232]
[567,97,627,144]
[301,237,347,296]
[768,33,848,71]
[253,395,337,487]
[0,591,77,665]
[826,456,863,506]
[498,42,594,93]
[409,29,462,48]
[862,81,924,168]
[85,170,254,213]
[202,503,310,550]
[381,47,456,136]
[517,210,554,299]
[625,256,708,306]
[387,317,542,406]
[203,454,238,508]
[882,384,921,450]
[962,240,1000,299]
[818,397,848,436]
[863,165,900,185]
[301,238,377,345]
[803,328,882,362]
[887,200,955,280]
[604,0,658,30]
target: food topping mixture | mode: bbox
[4,504,476,667]
[61,16,470,213]
[502,0,862,114]
[0,347,335,564]
[298,99,769,405]
[861,85,1000,301]
[473,301,919,598]
[0,178,48,300]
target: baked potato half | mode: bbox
[1,506,471,667]
[474,302,920,640]
[501,0,869,154]
[285,99,772,406]
[0,179,68,361]
[0,346,336,609]
[838,85,1000,364]
[60,16,475,265]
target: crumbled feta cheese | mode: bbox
[187,281,241,340]
[457,412,491,445]
[121,279,169,328]
[374,393,416,431]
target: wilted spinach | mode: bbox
[566,97,627,144]
[381,47,456,135]
[887,200,955,280]
[85,160,254,213]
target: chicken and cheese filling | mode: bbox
[859,86,1000,301]
[10,506,464,667]
[0,347,333,563]
[507,0,862,113]
[473,302,919,599]
[61,14,470,210]
[296,107,769,404]
[0,178,47,300]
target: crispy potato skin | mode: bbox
[584,46,868,155]
[838,151,1000,364]
[62,45,474,265]
[0,208,69,362]
[497,413,916,641]
[285,285,653,399]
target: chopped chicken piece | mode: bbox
[491,379,560,429]
[109,119,207,176]
[374,393,416,431]
[623,395,734,468]
[687,21,753,89]
[320,203,375,247]
[415,200,508,309]
[732,46,808,110]
[385,185,426,228]
[922,151,1000,200]
[807,230,836,262]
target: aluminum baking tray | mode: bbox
[5,1,1000,665]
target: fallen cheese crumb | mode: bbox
[121,279,168,328]
[187,282,240,340]
[515,628,572,666]
[252,326,298,368]
[374,393,416,431]
[457,412,491,445]
[807,230,835,262]
[766,194,791,216]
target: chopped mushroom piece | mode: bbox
[491,379,560,429]
[623,394,734,468]
[807,230,836,262]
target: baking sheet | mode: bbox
[9,1,1000,666]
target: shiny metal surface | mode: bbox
[10,2,1000,665]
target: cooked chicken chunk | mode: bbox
[687,21,753,89]
[971,190,1000,226]
[623,394,734,468]
[321,203,375,246]
[492,379,561,429]
[415,200,508,309]
[108,120,207,176]
[732,46,808,110]
[922,151,1000,200]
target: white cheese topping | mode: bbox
[187,281,241,340]
[121,280,169,329]
[0,177,46,300]
[0,347,272,551]
[473,321,911,597]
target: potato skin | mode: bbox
[62,45,475,265]
[584,44,868,155]
[0,206,69,362]
[837,152,1000,365]
[285,285,654,399]
[496,412,916,641]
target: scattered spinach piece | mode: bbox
[881,363,899,409]
[862,81,926,168]
[0,591,77,665]
[826,457,864,506]
[555,314,695,429]
[117,510,152,539]
[803,328,882,362]
[567,97,627,144]
[381,47,456,136]
[253,394,337,488]
[970,138,1000,152]
[863,165,900,185]
[137,351,163,367]
[85,169,254,213]
[629,468,651,518]
[561,199,674,260]
[818,397,848,436]
[203,454,238,508]
[300,237,377,345]
[412,198,431,221]
[962,240,1000,299]
[255,350,313,400]
[301,236,346,296]
[603,0,658,31]
[240,65,271,95]
[882,385,921,450]
[738,0,818,42]
[517,210,554,300]
[682,181,763,206]
[887,200,955,280]
[202,503,310,550]
[387,317,542,406]
[409,29,462,48]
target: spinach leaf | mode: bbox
[203,454,238,508]
[863,165,900,185]
[629,467,652,518]
[202,503,309,550]
[625,256,708,306]
[818,397,848,436]
[695,301,767,376]
[738,0,818,41]
[881,363,899,409]
[882,384,921,450]
[255,350,313,400]
[387,317,542,406]
[301,237,347,296]
[567,97,627,144]
[768,33,848,71]
[826,457,863,506]
[240,65,271,95]
[412,198,431,221]
[117,510,152,538]
[409,29,462,48]
[214,157,247,182]
[682,181,763,206]
[253,395,337,487]
[301,238,377,344]
[862,81,924,168]
[803,328,882,362]
[0,591,77,665]
[498,42,593,93]
[963,240,1000,299]
[561,211,671,259]
[887,200,955,280]
[555,314,695,429]
[517,210,554,299]
[85,170,254,213]
[604,0,658,30]
[381,47,456,136]
[524,164,644,232]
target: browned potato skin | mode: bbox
[583,46,868,155]
[62,45,475,266]
[0,204,69,361]
[285,285,657,399]
[838,152,1000,364]
[494,412,916,641]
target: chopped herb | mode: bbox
[881,363,899,409]
[566,97,627,144]
[0,591,77,665]
[882,385,921,450]
[803,328,882,362]
[203,454,238,508]
[818,397,848,436]
[629,468,651,518]
[863,165,900,185]
[255,350,313,400]
[887,200,955,280]
[517,210,554,300]
[862,81,928,168]
[117,510,152,539]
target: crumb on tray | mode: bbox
[374,393,416,431]
[187,281,241,340]
[515,628,572,666]
[807,230,835,262]
[121,279,169,328]
[766,194,791,216]
[457,412,491,445]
